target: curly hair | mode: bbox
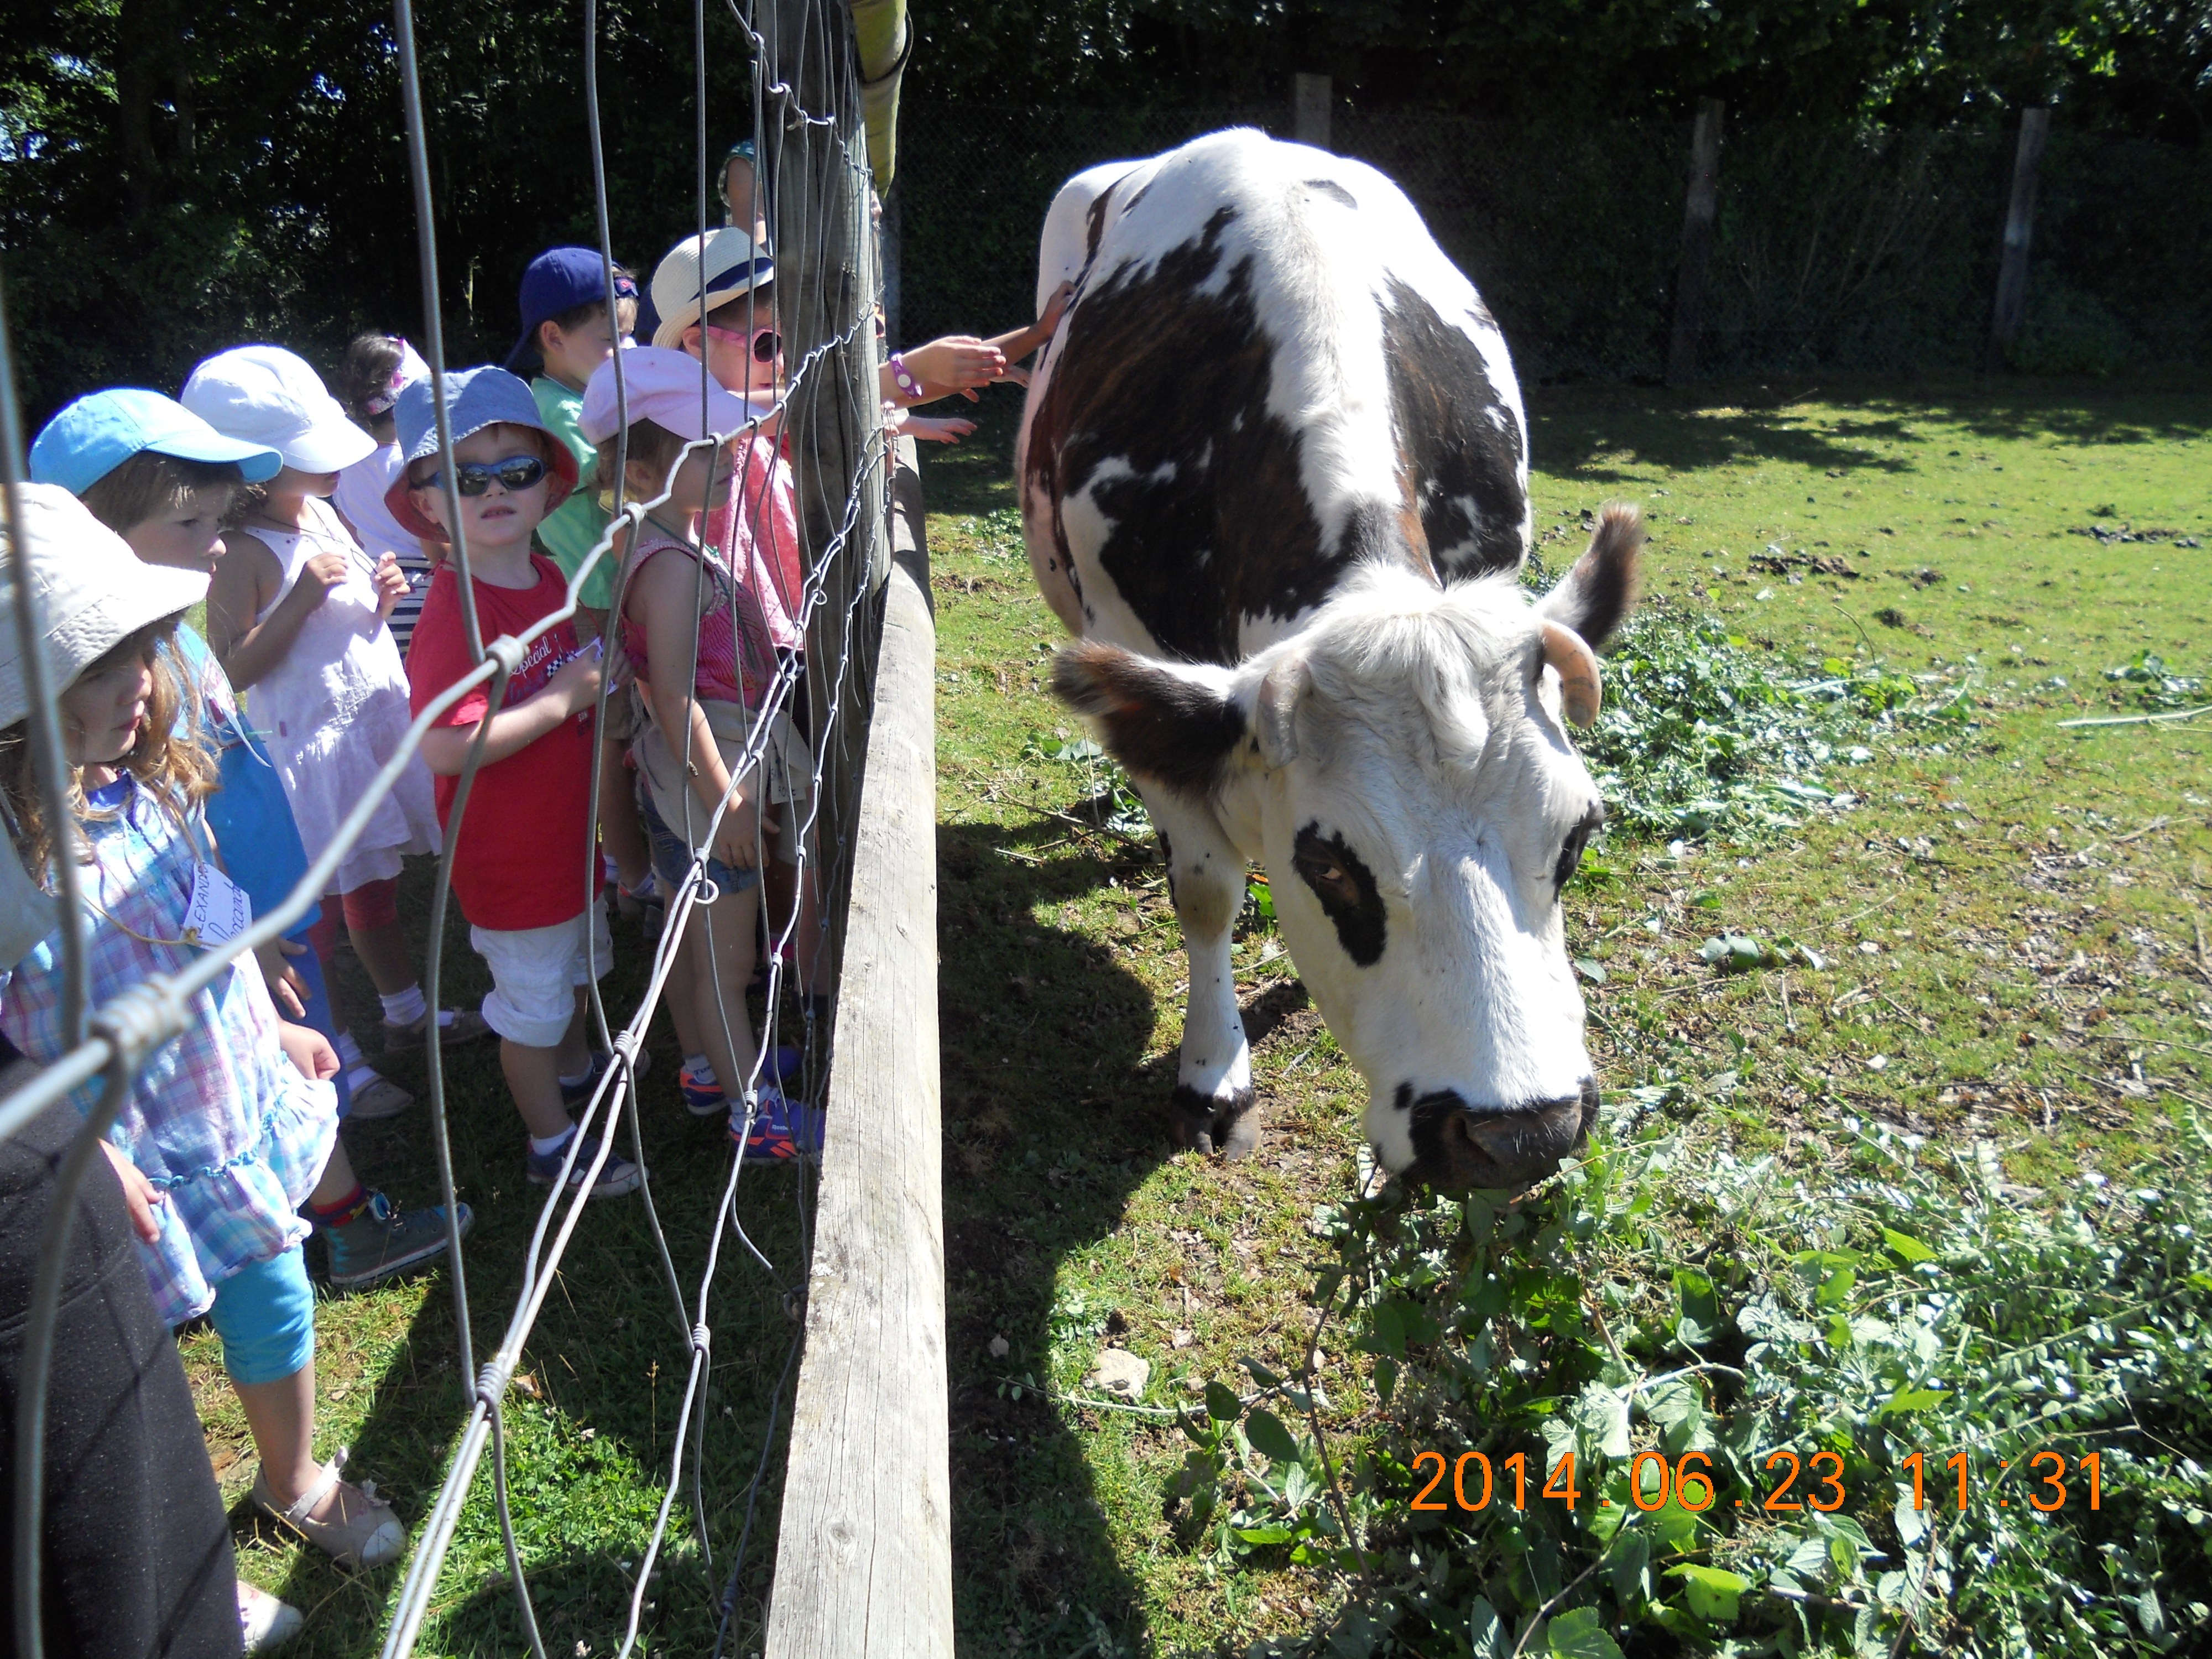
[0,616,215,879]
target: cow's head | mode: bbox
[1053,505,1642,1192]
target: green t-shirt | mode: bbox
[532,375,615,611]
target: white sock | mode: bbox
[684,1055,716,1085]
[335,1030,365,1068]
[530,1124,576,1156]
[380,985,428,1026]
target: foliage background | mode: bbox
[4,1,2210,423]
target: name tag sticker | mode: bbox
[184,862,252,948]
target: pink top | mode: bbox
[620,524,778,709]
[702,431,804,653]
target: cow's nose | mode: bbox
[1401,1078,1598,1192]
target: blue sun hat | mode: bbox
[30,388,283,497]
[382,364,580,541]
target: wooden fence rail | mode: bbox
[765,436,951,1658]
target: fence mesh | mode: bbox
[0,0,886,1652]
[894,105,2212,382]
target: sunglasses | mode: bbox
[705,322,781,364]
[417,455,548,496]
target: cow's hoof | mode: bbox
[1170,1084,1260,1160]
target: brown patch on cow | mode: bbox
[1084,179,1120,265]
[1394,441,1438,584]
[1379,277,1526,578]
[1021,205,1347,664]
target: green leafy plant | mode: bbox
[1246,1118,2212,1658]
[2103,651,2206,712]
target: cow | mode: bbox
[1015,128,1642,1192]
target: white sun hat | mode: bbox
[181,345,379,475]
[649,228,774,351]
[0,483,210,966]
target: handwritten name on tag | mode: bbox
[183,862,252,949]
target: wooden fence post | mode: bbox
[763,436,948,1659]
[1666,97,1725,385]
[1986,107,2052,372]
[1293,72,1331,149]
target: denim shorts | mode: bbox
[636,774,762,900]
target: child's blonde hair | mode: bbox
[0,617,215,877]
[78,452,243,538]
[591,418,690,513]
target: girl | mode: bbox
[0,484,406,1577]
[579,348,819,1160]
[184,345,485,1109]
[332,332,437,656]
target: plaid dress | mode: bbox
[0,775,336,1327]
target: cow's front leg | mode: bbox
[1141,787,1260,1159]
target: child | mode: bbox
[332,332,436,655]
[388,366,641,1198]
[183,345,485,1113]
[653,231,826,1103]
[0,484,408,1576]
[28,387,467,1292]
[503,248,656,916]
[580,346,821,1161]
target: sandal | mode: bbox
[251,1447,405,1571]
[345,1072,414,1120]
[238,1582,304,1653]
[380,1006,494,1055]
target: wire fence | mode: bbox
[0,0,888,1651]
[894,103,2212,382]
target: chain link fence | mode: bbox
[893,103,2212,382]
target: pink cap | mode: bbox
[578,346,759,447]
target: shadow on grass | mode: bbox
[916,391,1029,518]
[935,811,1190,1653]
[255,860,815,1657]
[1529,375,2212,483]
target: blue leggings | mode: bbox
[288,931,351,1118]
[207,1245,315,1386]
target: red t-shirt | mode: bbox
[405,555,604,931]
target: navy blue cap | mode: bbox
[504,247,639,372]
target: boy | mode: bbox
[505,245,655,915]
[27,387,467,1290]
[389,366,640,1198]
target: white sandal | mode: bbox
[251,1446,406,1570]
[238,1582,303,1652]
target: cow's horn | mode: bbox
[1541,619,1601,728]
[1254,650,1307,768]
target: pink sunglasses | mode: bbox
[704,322,781,364]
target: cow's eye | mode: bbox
[1296,848,1353,898]
[1554,804,1605,892]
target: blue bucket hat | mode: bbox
[504,246,638,373]
[29,388,283,497]
[383,364,578,541]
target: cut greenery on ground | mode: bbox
[924,379,2212,1657]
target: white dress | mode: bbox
[331,442,434,656]
[244,495,441,891]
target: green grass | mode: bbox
[198,377,2211,1655]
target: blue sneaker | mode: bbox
[526,1120,643,1198]
[730,1084,823,1164]
[682,1047,801,1118]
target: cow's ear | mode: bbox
[1537,501,1644,650]
[1051,640,1246,800]
[1253,649,1308,769]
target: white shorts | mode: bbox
[470,904,614,1048]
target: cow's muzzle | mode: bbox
[1399,1078,1598,1193]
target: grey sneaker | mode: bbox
[323,1191,471,1290]
[526,1120,642,1199]
[380,1006,494,1055]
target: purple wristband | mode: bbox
[888,352,922,401]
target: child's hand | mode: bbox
[254,937,309,1018]
[1037,279,1075,338]
[276,1021,341,1083]
[905,415,977,445]
[286,550,353,613]
[98,1141,165,1244]
[712,786,766,873]
[549,648,604,715]
[371,552,410,620]
[902,336,1007,403]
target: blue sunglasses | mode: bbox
[416,455,548,496]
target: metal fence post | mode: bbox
[1293,73,1331,149]
[1986,107,2052,373]
[1666,97,1725,385]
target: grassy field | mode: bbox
[185,376,2210,1656]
